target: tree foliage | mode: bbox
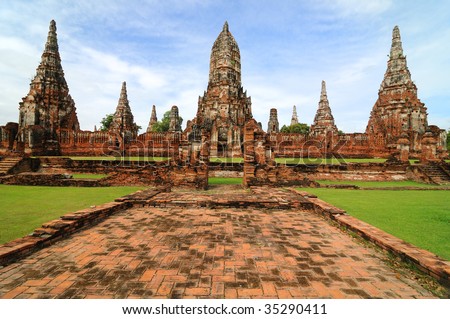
[99,114,141,133]
[280,123,310,134]
[151,110,183,132]
[99,114,114,132]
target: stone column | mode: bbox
[421,132,438,162]
[397,135,410,162]
[243,120,257,187]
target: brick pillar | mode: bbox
[397,135,410,162]
[243,120,257,187]
[421,132,438,163]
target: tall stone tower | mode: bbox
[290,105,299,126]
[147,105,158,133]
[366,26,429,154]
[109,82,137,138]
[310,81,338,138]
[193,21,253,157]
[17,20,79,154]
[168,105,182,132]
[267,108,279,133]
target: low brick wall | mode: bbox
[294,189,450,288]
[303,162,409,182]
[0,173,100,187]
[0,201,130,266]
[103,164,208,189]
[244,164,320,187]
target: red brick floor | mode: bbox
[0,187,434,299]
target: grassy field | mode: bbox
[316,180,441,188]
[296,187,450,260]
[208,177,243,184]
[0,185,142,244]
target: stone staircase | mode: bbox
[0,157,22,176]
[420,163,450,185]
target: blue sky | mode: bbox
[0,0,449,133]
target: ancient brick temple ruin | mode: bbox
[185,22,253,157]
[109,82,138,142]
[365,26,446,159]
[12,20,80,155]
[0,20,447,164]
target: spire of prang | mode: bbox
[314,80,334,122]
[109,81,137,136]
[366,25,428,146]
[147,105,158,133]
[44,20,59,54]
[310,80,338,137]
[18,19,79,135]
[381,25,412,89]
[208,21,241,86]
[169,105,182,132]
[290,105,299,126]
[223,21,229,32]
[267,108,279,133]
[390,26,404,59]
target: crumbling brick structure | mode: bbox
[185,22,253,158]
[268,27,447,161]
[15,20,79,155]
[0,21,447,162]
[365,26,446,160]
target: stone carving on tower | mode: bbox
[267,108,279,133]
[310,80,338,138]
[17,20,79,154]
[190,21,253,157]
[290,105,299,126]
[109,82,138,140]
[365,26,446,158]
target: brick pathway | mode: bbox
[0,187,434,298]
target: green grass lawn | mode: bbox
[208,177,243,184]
[275,158,387,165]
[317,180,441,188]
[71,173,108,180]
[0,185,143,244]
[296,187,450,260]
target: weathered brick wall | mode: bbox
[0,173,100,186]
[0,201,130,266]
[246,165,319,187]
[307,163,409,181]
[243,119,318,187]
[102,164,208,189]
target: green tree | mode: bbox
[99,114,114,132]
[280,123,310,134]
[151,111,183,132]
[135,124,142,134]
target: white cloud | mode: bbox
[0,0,448,135]
[327,0,392,16]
